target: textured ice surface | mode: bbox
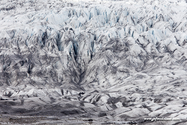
[1,0,187,124]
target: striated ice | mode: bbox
[1,0,187,124]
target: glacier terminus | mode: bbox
[1,0,187,124]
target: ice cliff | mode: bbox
[1,0,187,124]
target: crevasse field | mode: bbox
[1,0,187,124]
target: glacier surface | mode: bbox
[1,0,187,124]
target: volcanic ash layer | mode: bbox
[1,0,187,123]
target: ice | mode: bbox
[1,0,187,124]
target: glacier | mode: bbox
[1,0,187,124]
